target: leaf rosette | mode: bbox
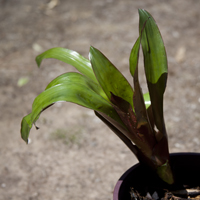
[21,9,174,185]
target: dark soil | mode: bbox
[0,0,200,199]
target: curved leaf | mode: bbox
[89,46,134,108]
[21,83,123,143]
[45,72,109,101]
[36,47,97,82]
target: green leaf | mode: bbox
[130,38,151,110]
[45,72,109,101]
[36,47,97,82]
[146,74,167,134]
[130,37,140,77]
[129,35,148,128]
[21,81,123,143]
[143,92,151,109]
[156,159,174,185]
[129,37,156,152]
[139,9,168,84]
[139,9,168,135]
[130,36,152,110]
[21,113,32,142]
[89,46,134,108]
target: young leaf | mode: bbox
[21,82,123,143]
[129,36,154,135]
[89,46,134,109]
[36,47,97,82]
[139,9,168,135]
[130,37,151,110]
[130,36,148,127]
[129,37,140,77]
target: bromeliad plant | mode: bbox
[21,9,174,184]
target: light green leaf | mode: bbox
[21,82,123,143]
[143,92,151,109]
[45,72,109,101]
[36,47,97,82]
[89,46,134,108]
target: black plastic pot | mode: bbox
[113,153,200,200]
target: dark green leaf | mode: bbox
[130,35,152,132]
[147,74,167,134]
[129,38,151,110]
[139,9,168,135]
[36,47,97,82]
[89,46,134,109]
[129,35,148,127]
[139,9,168,84]
[146,105,155,131]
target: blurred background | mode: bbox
[0,0,200,199]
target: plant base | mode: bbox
[113,153,200,200]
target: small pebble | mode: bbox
[1,183,6,188]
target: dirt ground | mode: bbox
[0,0,200,199]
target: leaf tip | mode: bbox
[21,115,32,144]
[35,55,42,68]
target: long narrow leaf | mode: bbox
[139,9,168,135]
[21,83,123,143]
[129,32,157,159]
[89,46,134,109]
[139,9,168,84]
[130,37,140,77]
[130,36,148,127]
[130,37,151,110]
[36,47,97,82]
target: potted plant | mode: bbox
[20,9,200,199]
